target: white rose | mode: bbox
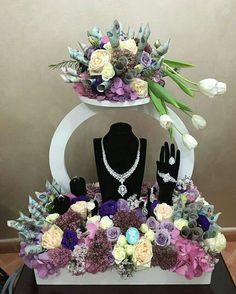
[130,78,148,98]
[87,201,95,211]
[204,232,226,253]
[101,62,115,81]
[70,201,87,218]
[140,224,149,233]
[160,114,173,129]
[117,235,127,247]
[198,78,226,98]
[174,218,189,230]
[125,244,134,256]
[120,39,138,54]
[112,245,126,264]
[144,229,155,242]
[191,115,207,130]
[182,134,198,150]
[88,49,111,76]
[45,213,60,224]
[87,215,101,224]
[99,216,113,230]
[154,203,173,222]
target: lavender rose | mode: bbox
[99,200,117,217]
[160,221,175,232]
[139,51,152,68]
[155,229,171,247]
[106,227,121,242]
[117,199,130,212]
[146,216,159,232]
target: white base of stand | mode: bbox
[35,268,212,285]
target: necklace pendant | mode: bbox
[118,184,127,197]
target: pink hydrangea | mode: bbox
[171,236,214,279]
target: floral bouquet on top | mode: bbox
[8,179,226,280]
[50,20,226,149]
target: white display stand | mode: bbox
[42,98,211,285]
[49,98,194,192]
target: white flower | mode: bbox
[159,114,173,129]
[174,218,189,230]
[204,232,226,253]
[87,215,101,224]
[144,229,155,242]
[130,78,148,98]
[87,201,95,211]
[125,244,135,256]
[101,62,115,81]
[140,224,149,233]
[45,213,60,224]
[198,78,226,98]
[70,201,87,218]
[112,245,126,264]
[117,235,127,247]
[154,203,173,222]
[182,134,198,150]
[191,115,207,130]
[88,49,111,76]
[120,39,138,54]
[99,216,113,230]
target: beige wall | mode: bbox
[1,0,236,238]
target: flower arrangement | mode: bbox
[50,20,226,149]
[8,178,226,280]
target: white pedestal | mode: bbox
[34,268,212,285]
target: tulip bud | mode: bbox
[198,78,226,98]
[191,115,207,130]
[154,39,161,49]
[182,134,198,150]
[159,114,173,129]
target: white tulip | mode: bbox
[198,78,226,98]
[182,134,198,150]
[191,115,207,130]
[159,114,173,129]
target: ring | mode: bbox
[169,157,175,165]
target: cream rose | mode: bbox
[204,232,226,253]
[130,78,148,98]
[120,39,138,54]
[133,238,153,267]
[89,49,110,76]
[71,201,87,219]
[99,216,113,230]
[41,224,63,249]
[101,62,115,81]
[174,218,189,230]
[144,229,155,242]
[117,235,127,247]
[112,245,126,264]
[154,203,173,222]
[45,213,59,224]
[87,215,101,224]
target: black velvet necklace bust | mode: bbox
[93,123,147,202]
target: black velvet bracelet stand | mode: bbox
[93,123,147,202]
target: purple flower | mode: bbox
[117,199,130,212]
[99,200,117,216]
[135,208,147,223]
[155,229,171,247]
[61,229,78,250]
[151,199,159,211]
[160,221,175,232]
[146,216,159,232]
[139,51,152,67]
[70,195,90,204]
[197,215,210,232]
[30,252,58,279]
[106,226,121,242]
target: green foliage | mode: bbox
[49,60,80,70]
[164,59,195,68]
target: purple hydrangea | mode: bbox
[61,229,78,250]
[139,51,152,67]
[155,229,171,247]
[99,200,117,216]
[106,226,121,242]
[105,78,138,102]
[146,216,159,232]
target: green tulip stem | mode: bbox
[163,63,198,86]
[173,124,184,136]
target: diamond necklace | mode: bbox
[101,137,141,197]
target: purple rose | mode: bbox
[160,221,175,232]
[61,229,78,250]
[117,199,130,212]
[155,229,171,247]
[146,216,159,232]
[99,200,117,217]
[197,214,210,232]
[106,227,121,242]
[139,51,152,67]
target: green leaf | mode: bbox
[48,60,80,70]
[174,99,193,112]
[164,69,194,97]
[148,80,180,109]
[149,89,167,115]
[164,59,195,68]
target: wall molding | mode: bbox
[0,227,236,253]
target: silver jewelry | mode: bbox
[169,157,175,165]
[157,171,177,183]
[101,137,140,197]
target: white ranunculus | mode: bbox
[191,114,207,130]
[182,134,198,150]
[198,78,226,98]
[159,114,173,129]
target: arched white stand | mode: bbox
[49,99,194,192]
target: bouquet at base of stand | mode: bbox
[7,178,226,280]
[50,20,227,149]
